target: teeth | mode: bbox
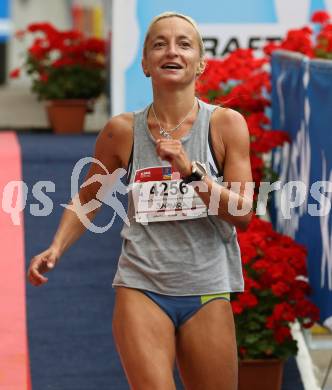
[162,64,181,69]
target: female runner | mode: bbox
[28,12,253,390]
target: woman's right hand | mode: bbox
[27,247,60,287]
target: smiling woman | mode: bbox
[27,11,253,390]
[142,12,206,84]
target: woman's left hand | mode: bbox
[156,139,192,177]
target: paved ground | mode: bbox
[311,348,332,389]
[1,84,332,390]
[307,327,332,390]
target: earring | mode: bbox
[145,72,150,78]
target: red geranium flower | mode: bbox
[311,10,330,24]
[9,68,20,78]
[274,326,292,343]
[11,21,106,100]
[231,300,244,315]
[271,281,290,297]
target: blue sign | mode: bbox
[0,0,11,41]
[271,51,332,324]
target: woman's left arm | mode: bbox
[199,108,253,230]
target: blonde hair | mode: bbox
[143,11,206,75]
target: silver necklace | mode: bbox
[151,98,197,139]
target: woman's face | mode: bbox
[142,17,201,87]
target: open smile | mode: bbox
[160,62,183,70]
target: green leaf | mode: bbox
[244,333,262,344]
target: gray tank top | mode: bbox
[112,99,244,295]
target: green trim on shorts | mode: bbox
[200,292,230,304]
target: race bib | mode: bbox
[132,166,208,224]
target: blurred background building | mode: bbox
[1,0,111,131]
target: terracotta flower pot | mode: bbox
[238,359,284,390]
[46,99,88,134]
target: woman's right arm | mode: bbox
[27,113,133,286]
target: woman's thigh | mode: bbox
[175,299,238,390]
[112,286,177,390]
